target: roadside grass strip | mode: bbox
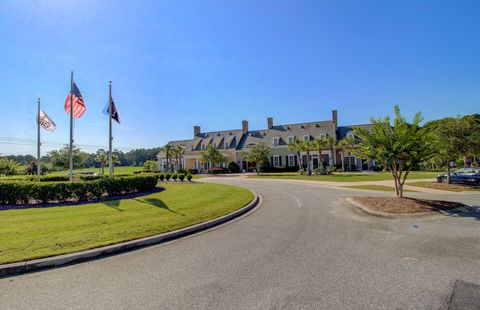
[344,185,417,192]
[250,171,439,182]
[0,183,253,264]
[408,181,480,192]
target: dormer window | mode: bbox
[191,145,194,151]
[287,136,294,144]
[273,137,280,146]
[213,143,217,148]
[347,132,354,139]
[201,144,205,151]
[303,135,310,141]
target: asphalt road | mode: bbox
[1,177,479,309]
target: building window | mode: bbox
[201,144,205,150]
[322,154,329,166]
[190,145,194,151]
[273,155,280,167]
[303,135,310,141]
[288,136,294,144]
[288,155,295,167]
[347,132,354,139]
[273,137,280,146]
[213,143,217,148]
[320,133,327,139]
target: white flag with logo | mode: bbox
[38,110,56,132]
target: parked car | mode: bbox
[437,168,480,185]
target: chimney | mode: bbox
[332,110,338,131]
[194,125,201,137]
[242,120,249,133]
[267,117,273,129]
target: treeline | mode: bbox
[2,146,161,175]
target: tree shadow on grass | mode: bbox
[133,198,185,216]
[101,199,123,212]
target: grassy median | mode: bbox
[0,183,253,264]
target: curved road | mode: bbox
[1,177,479,309]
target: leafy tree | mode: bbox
[160,144,174,172]
[143,160,159,172]
[47,145,88,170]
[352,105,434,197]
[241,142,270,174]
[200,145,227,173]
[424,115,480,182]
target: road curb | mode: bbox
[0,192,260,278]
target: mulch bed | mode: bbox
[352,196,467,214]
[0,188,165,211]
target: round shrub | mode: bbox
[165,173,171,181]
[186,174,192,181]
[172,173,178,181]
[159,174,165,181]
[178,173,185,181]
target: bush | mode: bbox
[228,161,240,173]
[172,173,178,181]
[159,174,165,181]
[165,173,171,181]
[0,175,158,205]
[176,168,188,175]
[178,173,185,181]
[186,174,192,181]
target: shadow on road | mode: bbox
[443,205,480,221]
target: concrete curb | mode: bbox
[0,192,261,278]
[345,197,450,219]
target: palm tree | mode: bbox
[95,149,108,175]
[111,153,120,174]
[160,144,174,172]
[338,137,356,171]
[324,136,337,169]
[300,140,315,176]
[313,137,328,172]
[288,137,303,172]
[175,145,185,170]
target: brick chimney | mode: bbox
[267,117,273,129]
[242,120,249,133]
[194,125,201,137]
[332,110,338,131]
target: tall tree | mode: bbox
[300,140,315,175]
[200,145,227,173]
[160,144,174,172]
[312,137,328,172]
[353,105,434,197]
[47,145,88,170]
[96,149,108,175]
[338,137,356,171]
[288,137,303,172]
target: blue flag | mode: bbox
[103,100,121,124]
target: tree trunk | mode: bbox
[297,152,302,172]
[306,151,311,176]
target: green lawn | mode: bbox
[344,185,417,192]
[408,181,480,192]
[249,171,440,182]
[0,183,253,264]
[48,166,143,176]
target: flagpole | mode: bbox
[69,71,74,181]
[37,98,41,178]
[108,81,113,178]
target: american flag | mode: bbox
[64,82,86,118]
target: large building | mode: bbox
[157,110,373,172]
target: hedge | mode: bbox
[0,175,159,205]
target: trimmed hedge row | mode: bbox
[0,175,159,205]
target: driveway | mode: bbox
[0,177,479,309]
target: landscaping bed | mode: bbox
[351,197,466,214]
[0,183,253,264]
[408,181,480,192]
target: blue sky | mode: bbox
[0,0,479,155]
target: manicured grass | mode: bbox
[344,185,417,192]
[0,183,253,264]
[48,166,143,176]
[250,171,440,182]
[409,181,480,192]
